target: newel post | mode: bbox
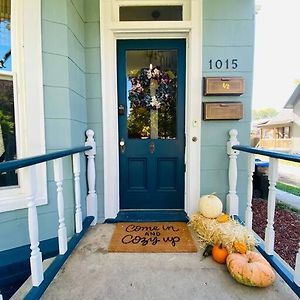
[226,129,239,216]
[85,129,97,226]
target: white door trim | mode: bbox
[100,1,202,219]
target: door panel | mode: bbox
[118,39,186,210]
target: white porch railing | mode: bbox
[227,129,300,293]
[0,129,97,290]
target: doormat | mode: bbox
[108,222,197,253]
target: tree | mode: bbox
[252,108,278,120]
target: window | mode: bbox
[119,6,183,21]
[0,0,18,187]
[0,0,46,212]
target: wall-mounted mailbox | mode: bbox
[203,102,243,120]
[203,77,245,96]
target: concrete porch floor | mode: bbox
[42,224,298,300]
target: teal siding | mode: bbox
[201,0,255,220]
[85,0,104,221]
[0,0,96,251]
[0,0,254,251]
[203,0,254,19]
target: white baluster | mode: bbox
[245,154,255,229]
[28,191,44,286]
[53,158,67,255]
[294,242,300,286]
[264,158,278,255]
[226,129,240,216]
[85,129,97,226]
[72,153,82,233]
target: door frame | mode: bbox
[100,0,202,219]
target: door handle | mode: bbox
[120,138,125,153]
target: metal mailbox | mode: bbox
[203,102,243,120]
[203,77,245,96]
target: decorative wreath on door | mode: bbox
[127,66,177,110]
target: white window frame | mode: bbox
[100,0,202,219]
[0,0,47,212]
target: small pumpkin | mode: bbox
[233,241,247,254]
[198,194,223,219]
[216,213,230,223]
[212,243,228,264]
[226,251,276,287]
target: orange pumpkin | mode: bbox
[226,251,276,287]
[212,243,228,264]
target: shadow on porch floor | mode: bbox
[30,224,298,299]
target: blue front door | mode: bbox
[118,39,186,210]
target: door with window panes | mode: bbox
[0,0,18,187]
[117,39,186,210]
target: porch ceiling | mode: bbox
[40,224,298,300]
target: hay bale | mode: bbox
[189,213,256,253]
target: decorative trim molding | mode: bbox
[0,0,47,212]
[100,0,202,219]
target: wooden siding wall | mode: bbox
[0,0,255,250]
[201,0,255,219]
[0,0,105,251]
[84,0,104,221]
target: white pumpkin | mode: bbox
[198,194,223,218]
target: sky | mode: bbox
[0,20,11,71]
[252,0,300,110]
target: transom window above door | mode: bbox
[120,6,183,21]
[111,0,191,22]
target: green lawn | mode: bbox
[276,181,300,197]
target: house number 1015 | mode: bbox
[209,59,238,70]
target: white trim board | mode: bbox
[100,0,202,219]
[0,0,47,212]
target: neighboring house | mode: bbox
[0,0,256,295]
[255,85,300,153]
[256,109,293,152]
[284,84,300,153]
[250,118,269,147]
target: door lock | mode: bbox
[149,141,155,154]
[118,104,125,115]
[120,138,125,153]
